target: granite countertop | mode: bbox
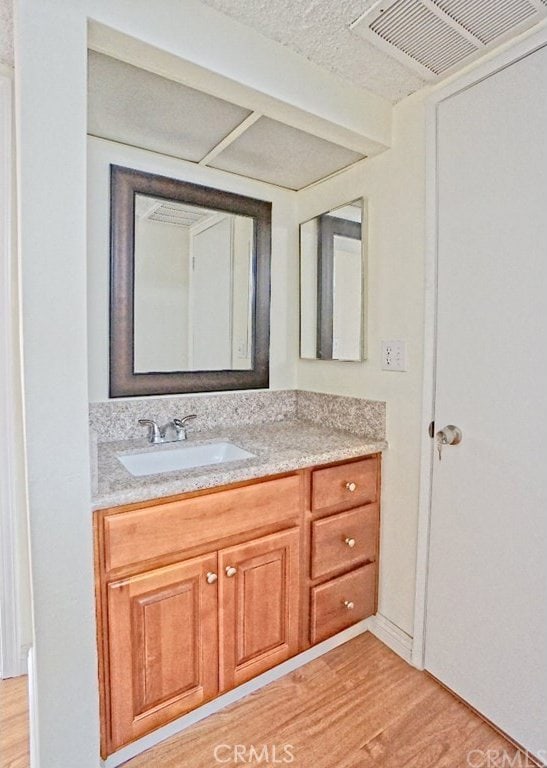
[92,420,387,511]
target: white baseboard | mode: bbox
[27,646,40,768]
[369,613,414,663]
[0,646,28,679]
[18,644,30,676]
[103,618,373,768]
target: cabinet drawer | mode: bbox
[310,563,376,644]
[103,474,301,574]
[311,457,378,512]
[310,504,378,579]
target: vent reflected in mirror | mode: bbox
[300,199,366,361]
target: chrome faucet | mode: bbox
[138,415,197,444]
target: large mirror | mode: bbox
[110,166,271,397]
[300,199,366,361]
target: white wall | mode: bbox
[297,94,427,636]
[15,3,100,766]
[88,137,299,401]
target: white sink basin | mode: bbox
[118,441,255,477]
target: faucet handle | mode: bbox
[138,419,161,444]
[173,414,197,427]
[173,415,197,441]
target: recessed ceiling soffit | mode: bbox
[88,51,370,191]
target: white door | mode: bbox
[189,217,232,370]
[426,45,547,758]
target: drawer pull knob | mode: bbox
[225,565,237,577]
[206,571,218,584]
[345,482,357,492]
[343,600,355,610]
[344,537,356,548]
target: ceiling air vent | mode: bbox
[351,0,547,80]
[135,197,216,229]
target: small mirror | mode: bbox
[300,199,366,361]
[110,166,271,397]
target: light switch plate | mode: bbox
[381,340,407,371]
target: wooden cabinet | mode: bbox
[95,455,380,756]
[104,528,300,751]
[96,474,303,755]
[219,528,300,691]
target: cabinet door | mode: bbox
[107,553,218,751]
[219,528,300,691]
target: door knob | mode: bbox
[206,571,218,584]
[436,425,463,446]
[343,600,355,610]
[225,565,237,577]
[345,482,357,492]
[435,425,462,461]
[344,537,356,548]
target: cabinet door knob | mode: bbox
[343,600,355,610]
[206,571,218,584]
[345,482,357,492]
[344,537,356,548]
[225,565,237,577]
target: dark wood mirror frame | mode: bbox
[109,165,272,397]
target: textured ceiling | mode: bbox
[197,0,426,102]
[0,0,424,99]
[0,0,13,69]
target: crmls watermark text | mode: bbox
[467,749,547,767]
[213,744,295,764]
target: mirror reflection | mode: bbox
[134,194,254,373]
[300,199,366,361]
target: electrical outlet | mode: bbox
[381,340,407,371]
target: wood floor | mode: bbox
[124,634,521,768]
[0,674,29,768]
[0,634,524,768]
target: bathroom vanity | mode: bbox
[91,393,385,757]
[84,108,386,759]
